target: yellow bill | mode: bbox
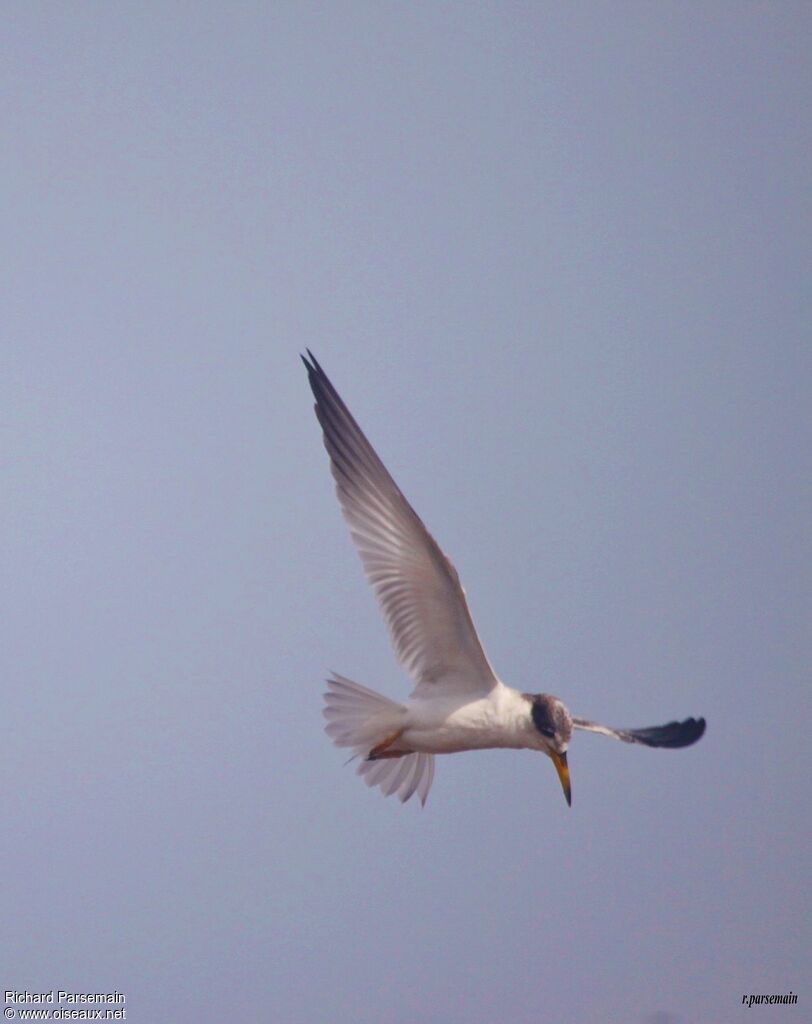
[551,750,571,806]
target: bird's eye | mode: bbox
[540,726,555,738]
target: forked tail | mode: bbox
[322,673,435,805]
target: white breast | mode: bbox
[402,685,531,754]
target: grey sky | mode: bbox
[3,4,810,1022]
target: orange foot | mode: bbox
[367,730,408,761]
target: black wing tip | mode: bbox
[301,350,337,407]
[632,716,707,749]
[300,349,320,374]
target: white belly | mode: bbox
[401,693,528,754]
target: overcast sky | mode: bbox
[3,4,810,1022]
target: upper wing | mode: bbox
[572,715,706,749]
[303,351,498,696]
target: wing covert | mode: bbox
[303,352,498,696]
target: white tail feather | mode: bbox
[322,673,435,805]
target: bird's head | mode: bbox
[525,693,573,806]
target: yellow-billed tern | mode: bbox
[303,352,705,806]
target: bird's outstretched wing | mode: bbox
[572,715,706,748]
[303,352,498,697]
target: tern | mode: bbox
[303,352,706,806]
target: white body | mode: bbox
[396,684,537,755]
[323,672,554,805]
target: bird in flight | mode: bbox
[302,352,705,806]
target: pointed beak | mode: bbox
[551,750,571,806]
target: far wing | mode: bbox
[303,351,498,697]
[572,715,706,749]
